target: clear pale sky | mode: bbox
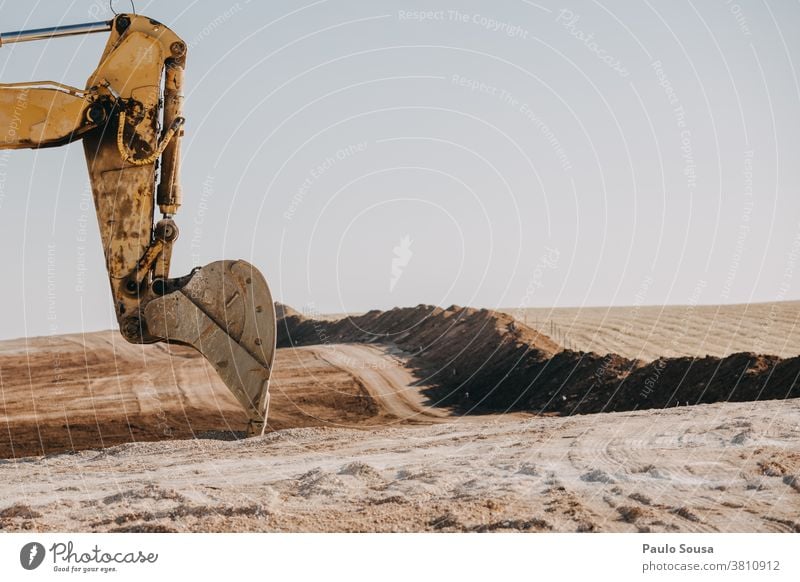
[0,0,799,339]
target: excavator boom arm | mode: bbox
[0,14,275,436]
[0,82,96,149]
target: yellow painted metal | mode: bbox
[0,83,94,148]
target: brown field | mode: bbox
[501,301,800,361]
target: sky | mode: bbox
[0,0,799,339]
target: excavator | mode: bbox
[0,13,276,435]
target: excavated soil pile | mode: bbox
[0,328,387,458]
[277,304,800,414]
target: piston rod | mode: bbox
[0,20,112,47]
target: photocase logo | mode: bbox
[390,235,414,291]
[20,542,46,570]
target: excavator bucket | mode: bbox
[144,260,276,436]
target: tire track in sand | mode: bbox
[309,344,449,423]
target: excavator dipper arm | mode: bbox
[0,14,275,435]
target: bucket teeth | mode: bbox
[144,260,276,434]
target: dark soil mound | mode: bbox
[277,304,800,415]
[274,302,302,320]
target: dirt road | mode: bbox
[1,398,797,532]
[310,344,448,422]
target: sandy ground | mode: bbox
[1,399,798,532]
[503,301,800,361]
[0,335,411,458]
[2,302,800,532]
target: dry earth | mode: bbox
[502,301,800,361]
[0,335,414,458]
[1,301,799,532]
[0,400,798,532]
[278,304,800,416]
